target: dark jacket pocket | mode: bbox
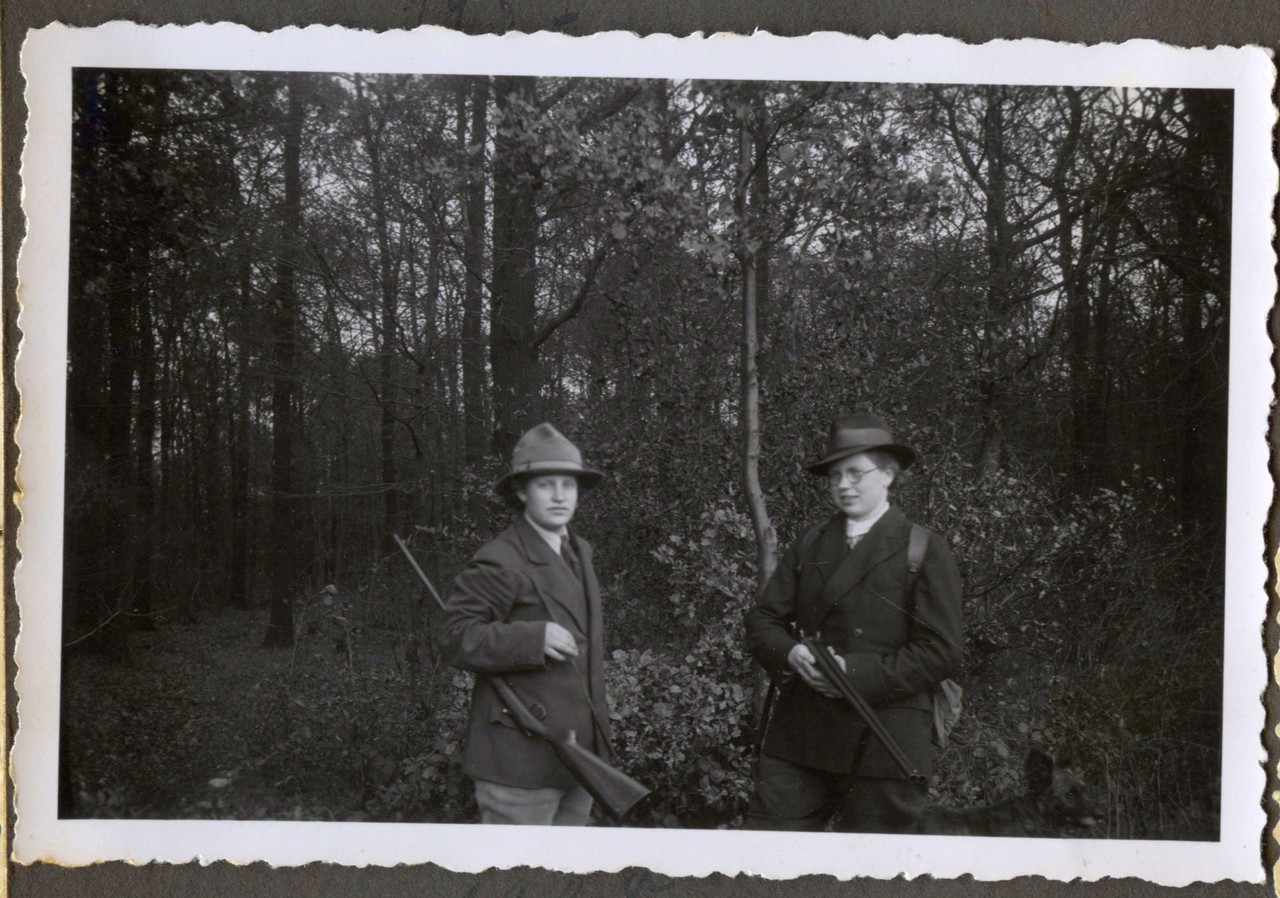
[489,699,519,729]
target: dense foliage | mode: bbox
[60,72,1228,839]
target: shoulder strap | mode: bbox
[907,523,929,583]
[905,523,929,618]
[903,522,965,742]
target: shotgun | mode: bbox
[801,635,927,785]
[393,534,652,821]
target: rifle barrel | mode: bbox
[803,637,925,783]
[394,534,447,611]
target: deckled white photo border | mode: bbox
[13,23,1275,883]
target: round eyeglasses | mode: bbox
[827,466,883,486]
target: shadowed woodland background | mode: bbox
[59,71,1228,838]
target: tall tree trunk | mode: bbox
[263,75,305,648]
[227,246,254,607]
[131,287,156,629]
[355,75,402,543]
[737,115,776,591]
[1051,89,1095,493]
[1175,90,1232,536]
[425,228,446,523]
[157,320,174,541]
[489,76,541,459]
[67,71,135,660]
[103,218,138,654]
[736,103,779,740]
[751,104,775,393]
[460,77,490,468]
[1089,217,1118,487]
[976,89,1009,478]
[127,79,173,629]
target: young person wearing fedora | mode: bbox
[743,413,964,832]
[439,423,613,825]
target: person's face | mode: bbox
[827,452,894,521]
[518,474,579,531]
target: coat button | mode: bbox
[853,628,864,637]
[530,702,548,721]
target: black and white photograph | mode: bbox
[13,24,1273,882]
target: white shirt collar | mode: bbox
[845,500,890,539]
[524,513,568,553]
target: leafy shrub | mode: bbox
[606,500,760,828]
[607,648,755,828]
[923,469,1220,840]
[364,669,476,823]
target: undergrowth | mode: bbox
[62,481,1221,838]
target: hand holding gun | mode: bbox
[393,534,652,821]
[786,642,844,699]
[799,634,926,785]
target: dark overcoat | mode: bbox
[439,517,611,791]
[745,506,963,779]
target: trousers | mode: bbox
[474,779,594,826]
[743,753,926,833]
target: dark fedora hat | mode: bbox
[495,423,604,496]
[807,412,917,474]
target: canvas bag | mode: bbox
[904,523,964,747]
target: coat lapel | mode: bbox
[809,516,847,585]
[814,506,910,620]
[511,518,588,633]
[574,535,612,738]
[575,534,603,669]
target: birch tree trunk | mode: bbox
[736,111,776,592]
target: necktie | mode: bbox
[846,522,865,550]
[560,535,581,580]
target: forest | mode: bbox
[59,70,1229,838]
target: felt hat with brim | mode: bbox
[807,412,917,474]
[495,423,604,496]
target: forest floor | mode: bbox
[61,607,372,821]
[59,600,1215,838]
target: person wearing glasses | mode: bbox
[439,423,612,825]
[743,412,964,832]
